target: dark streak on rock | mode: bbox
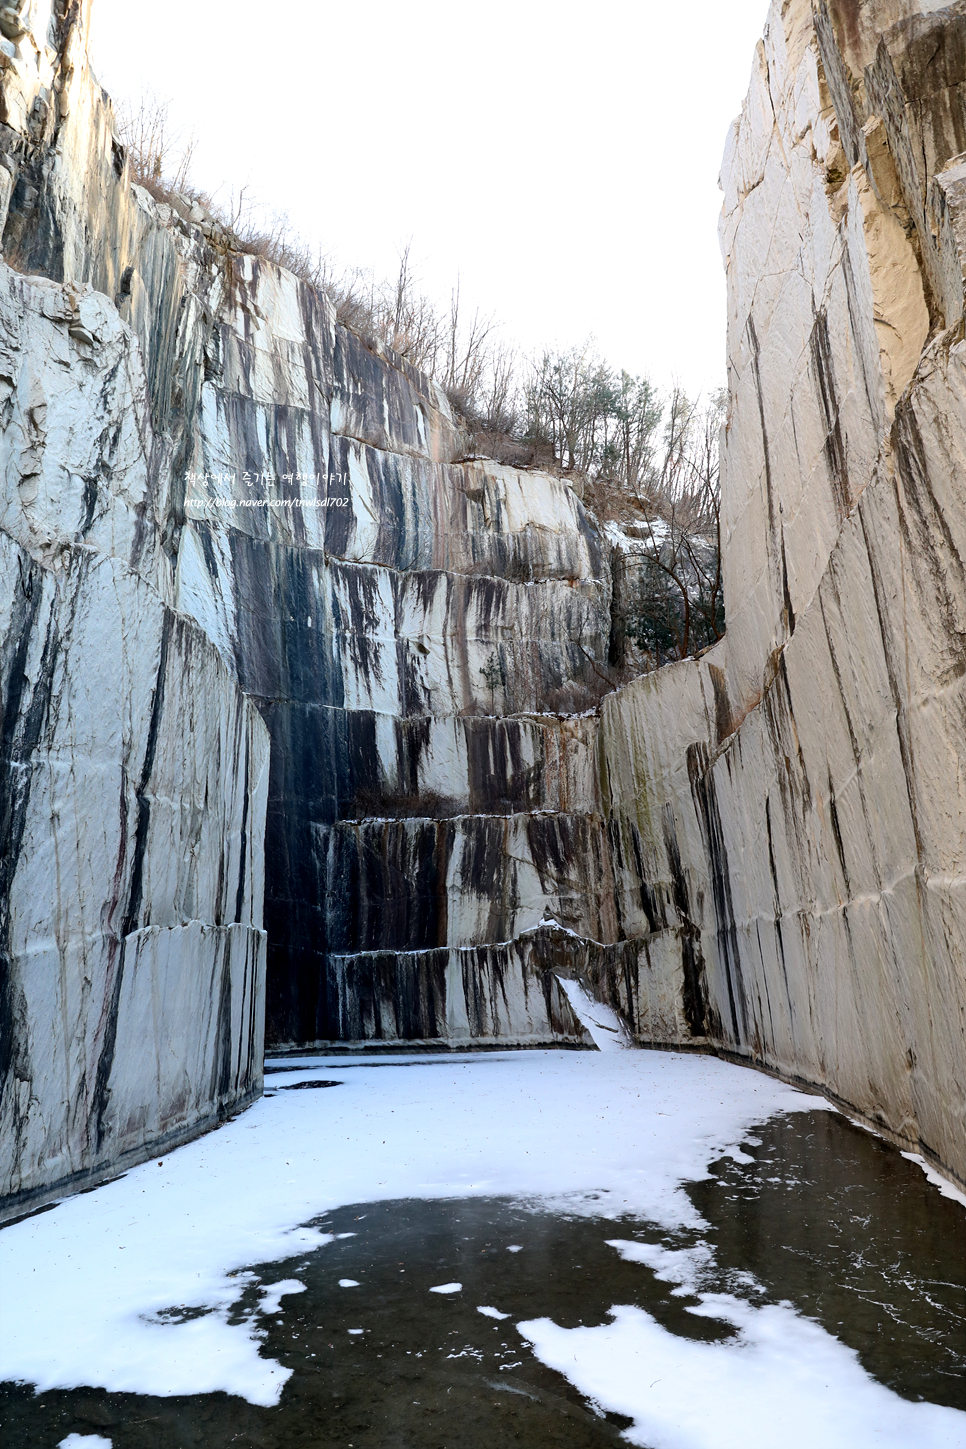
[212,944,234,1110]
[708,664,734,744]
[630,824,661,934]
[92,609,171,1151]
[746,315,776,536]
[810,307,851,523]
[687,742,747,1046]
[234,731,250,925]
[79,475,98,538]
[661,804,711,1038]
[827,772,852,895]
[0,555,49,1113]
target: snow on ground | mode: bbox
[1,1050,964,1448]
[258,1280,305,1314]
[902,1151,966,1208]
[519,1235,966,1448]
[520,1296,963,1449]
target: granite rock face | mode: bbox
[0,0,610,1160]
[167,177,615,1052]
[0,1,269,1218]
[3,0,966,1212]
[600,0,966,1189]
[175,285,615,1044]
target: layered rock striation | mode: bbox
[600,0,966,1188]
[176,283,617,1048]
[0,1,269,1217]
[2,0,965,1214]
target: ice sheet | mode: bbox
[518,1216,966,1447]
[519,1297,964,1449]
[0,1049,900,1417]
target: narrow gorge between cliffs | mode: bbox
[0,0,965,1208]
[0,0,965,1441]
[2,0,964,1210]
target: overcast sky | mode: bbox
[89,0,770,401]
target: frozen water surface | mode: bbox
[0,1050,964,1447]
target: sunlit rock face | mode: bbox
[601,0,966,1188]
[0,1,268,1217]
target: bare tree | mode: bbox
[526,342,616,474]
[477,341,519,434]
[443,277,498,409]
[608,370,663,499]
[630,390,726,665]
[115,90,196,195]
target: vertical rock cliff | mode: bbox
[1,0,620,1224]
[3,0,965,1214]
[600,0,966,1189]
[176,274,618,1050]
[0,0,269,1217]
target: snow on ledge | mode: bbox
[555,974,634,1051]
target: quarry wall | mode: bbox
[600,0,966,1187]
[1,0,965,1212]
[0,0,269,1217]
[0,0,610,1223]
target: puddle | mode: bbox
[2,1110,963,1446]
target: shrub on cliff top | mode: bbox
[113,90,724,673]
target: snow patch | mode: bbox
[518,1297,964,1449]
[901,1153,966,1209]
[556,975,634,1051]
[429,1283,462,1294]
[258,1279,305,1315]
[477,1306,510,1320]
[517,1229,966,1446]
[607,1239,716,1295]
